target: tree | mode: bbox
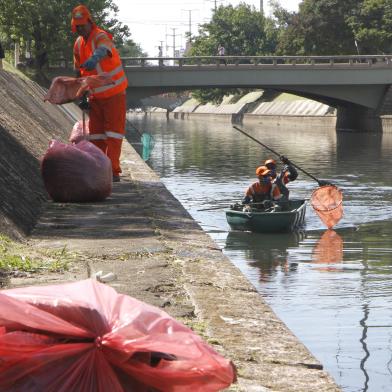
[347,0,392,54]
[189,3,278,103]
[273,0,361,55]
[269,0,304,55]
[0,0,132,77]
[118,39,146,58]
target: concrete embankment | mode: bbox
[150,91,392,133]
[148,92,338,129]
[0,68,341,391]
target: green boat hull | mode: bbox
[225,199,306,233]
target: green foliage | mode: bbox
[273,0,361,55]
[347,0,392,54]
[118,39,146,57]
[0,235,71,273]
[0,0,132,74]
[270,0,305,55]
[191,3,277,57]
[189,3,278,103]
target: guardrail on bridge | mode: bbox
[121,55,392,68]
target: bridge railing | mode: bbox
[122,55,392,68]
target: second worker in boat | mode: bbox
[264,156,298,200]
[242,166,281,209]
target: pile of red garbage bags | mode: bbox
[41,140,112,202]
[0,279,236,391]
[41,75,115,202]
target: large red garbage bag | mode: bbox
[41,140,112,202]
[0,279,236,392]
[44,74,114,104]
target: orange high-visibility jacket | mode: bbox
[245,181,281,201]
[73,26,128,99]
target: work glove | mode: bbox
[242,196,251,205]
[280,155,290,165]
[78,93,89,111]
[81,46,108,70]
[81,55,99,70]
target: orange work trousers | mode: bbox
[88,91,126,176]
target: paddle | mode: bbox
[232,125,331,187]
[197,205,229,211]
[197,201,270,212]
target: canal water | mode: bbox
[127,115,392,392]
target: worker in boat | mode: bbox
[265,156,298,200]
[242,166,281,208]
[71,4,128,182]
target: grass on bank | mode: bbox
[0,234,73,274]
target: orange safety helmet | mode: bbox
[255,166,271,177]
[264,159,276,168]
[71,5,95,32]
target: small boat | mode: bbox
[225,199,306,233]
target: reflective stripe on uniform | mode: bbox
[106,64,124,77]
[87,133,107,140]
[77,36,82,52]
[105,131,124,139]
[93,74,127,93]
[94,64,124,81]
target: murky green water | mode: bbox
[127,115,392,392]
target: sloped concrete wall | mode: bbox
[0,70,77,238]
[251,99,335,116]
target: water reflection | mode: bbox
[225,230,304,282]
[128,115,392,392]
[359,304,370,392]
[312,230,343,267]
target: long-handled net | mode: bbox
[232,126,344,229]
[311,185,343,229]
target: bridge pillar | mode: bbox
[336,105,382,133]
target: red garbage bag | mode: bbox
[69,120,88,144]
[44,74,115,104]
[41,140,112,202]
[0,279,236,392]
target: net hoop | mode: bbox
[310,185,343,212]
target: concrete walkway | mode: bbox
[20,141,341,391]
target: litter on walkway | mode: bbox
[0,279,236,391]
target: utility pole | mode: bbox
[206,0,218,12]
[182,9,198,42]
[166,28,181,59]
[260,0,264,14]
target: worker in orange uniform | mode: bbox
[71,5,128,182]
[242,166,281,205]
[264,156,298,200]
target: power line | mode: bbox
[181,9,198,40]
[166,27,182,58]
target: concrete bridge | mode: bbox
[123,55,392,131]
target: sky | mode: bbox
[114,0,301,57]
